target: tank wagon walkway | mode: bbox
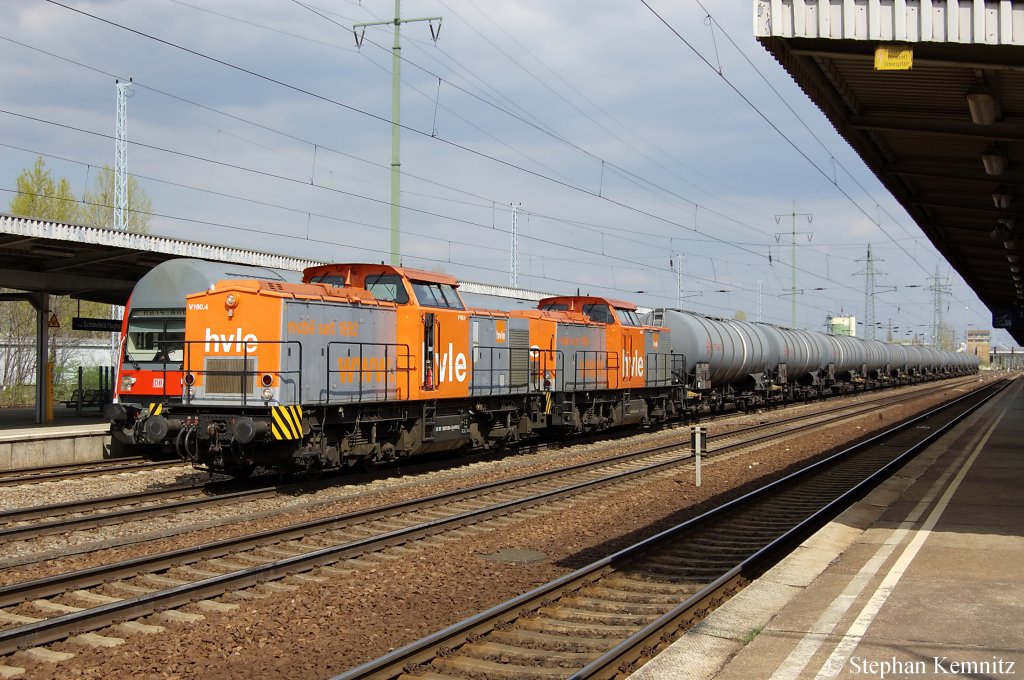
[633,375,1024,680]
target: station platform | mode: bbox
[0,407,111,471]
[633,375,1024,680]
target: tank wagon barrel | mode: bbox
[647,307,976,412]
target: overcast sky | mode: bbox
[0,0,1012,346]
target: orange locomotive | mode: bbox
[107,258,300,457]
[519,295,676,430]
[139,263,675,476]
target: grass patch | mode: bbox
[741,625,764,644]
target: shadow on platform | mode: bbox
[0,406,107,430]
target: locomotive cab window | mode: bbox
[411,282,465,310]
[309,273,411,304]
[582,303,613,324]
[308,274,346,287]
[540,302,569,312]
[360,274,407,303]
[363,274,410,304]
[617,309,642,327]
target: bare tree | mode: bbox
[2,157,120,403]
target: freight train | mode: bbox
[127,262,977,477]
[105,258,300,455]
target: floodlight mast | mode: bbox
[114,79,133,231]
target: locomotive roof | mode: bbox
[538,295,639,311]
[195,279,389,305]
[303,263,459,287]
[510,308,598,325]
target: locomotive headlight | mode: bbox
[261,373,273,387]
[225,293,239,318]
[120,375,136,391]
[184,372,196,386]
[261,387,274,401]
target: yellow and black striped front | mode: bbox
[148,403,163,416]
[271,405,304,440]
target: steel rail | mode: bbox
[571,379,1007,679]
[0,485,277,541]
[0,459,182,487]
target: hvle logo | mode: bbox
[205,327,258,353]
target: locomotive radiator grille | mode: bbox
[204,357,256,394]
[509,328,530,388]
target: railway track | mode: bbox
[0,377,994,662]
[0,482,269,543]
[0,458,183,487]
[334,379,1006,680]
[0,377,977,550]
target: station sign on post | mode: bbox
[72,317,123,332]
[691,425,707,487]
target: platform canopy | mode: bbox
[0,213,323,306]
[755,0,1024,344]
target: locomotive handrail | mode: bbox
[567,350,614,391]
[180,339,304,406]
[644,351,674,387]
[529,347,565,393]
[150,339,186,400]
[469,345,531,397]
[325,341,412,404]
[118,338,187,402]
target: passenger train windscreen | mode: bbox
[124,308,185,365]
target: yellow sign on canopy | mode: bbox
[874,45,913,71]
